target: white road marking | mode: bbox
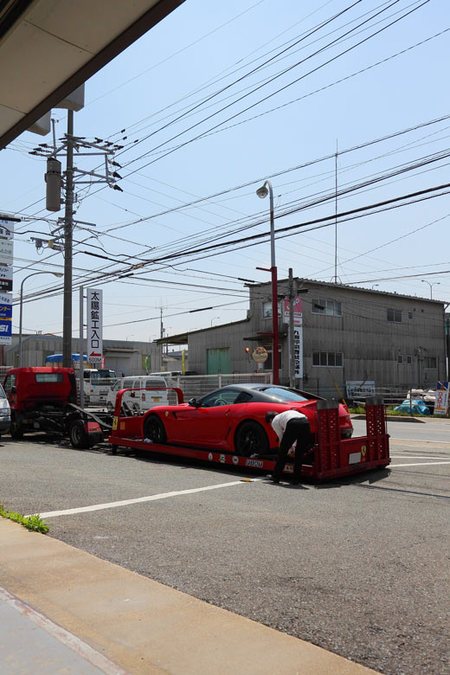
[391,455,450,459]
[390,461,450,468]
[33,479,258,519]
[27,461,450,520]
[391,439,450,444]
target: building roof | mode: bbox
[250,277,445,305]
[156,318,250,345]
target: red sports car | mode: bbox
[141,383,353,456]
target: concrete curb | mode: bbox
[0,519,378,674]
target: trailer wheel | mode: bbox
[69,419,89,449]
[143,415,167,443]
[234,421,269,457]
[10,416,23,440]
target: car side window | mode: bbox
[235,392,252,404]
[4,374,14,394]
[200,390,242,407]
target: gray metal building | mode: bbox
[163,279,447,398]
[2,334,161,377]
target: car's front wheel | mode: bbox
[234,421,269,457]
[143,415,167,443]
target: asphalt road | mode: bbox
[0,417,449,675]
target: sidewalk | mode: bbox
[0,519,378,674]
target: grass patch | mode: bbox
[0,503,49,533]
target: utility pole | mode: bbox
[31,113,124,370]
[288,268,295,388]
[79,286,85,407]
[63,110,74,367]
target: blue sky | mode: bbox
[2,0,449,342]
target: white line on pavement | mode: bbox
[32,479,258,519]
[27,461,450,520]
[390,461,450,468]
[391,455,450,459]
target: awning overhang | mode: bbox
[0,0,185,149]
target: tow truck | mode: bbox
[3,367,112,448]
[108,388,390,481]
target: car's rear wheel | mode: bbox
[69,419,89,449]
[234,421,269,457]
[143,415,167,443]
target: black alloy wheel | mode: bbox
[234,421,269,457]
[143,415,167,443]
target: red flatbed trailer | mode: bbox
[108,389,390,481]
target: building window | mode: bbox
[408,311,413,319]
[387,308,402,323]
[264,350,282,370]
[312,351,343,367]
[262,301,281,319]
[425,357,437,368]
[312,298,342,316]
[397,354,403,364]
[407,355,412,364]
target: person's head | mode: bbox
[265,411,278,424]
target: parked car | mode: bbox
[141,383,353,456]
[0,382,11,436]
[107,375,169,414]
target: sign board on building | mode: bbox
[86,288,103,364]
[434,381,449,416]
[284,296,303,378]
[0,218,14,345]
[252,346,268,363]
[0,291,12,344]
[346,381,376,400]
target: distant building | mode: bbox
[160,278,447,397]
[3,334,161,376]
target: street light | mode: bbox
[256,179,279,384]
[421,279,440,299]
[19,271,63,367]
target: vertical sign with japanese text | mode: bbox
[284,296,303,379]
[87,288,103,364]
[0,218,14,344]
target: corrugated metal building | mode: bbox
[3,334,161,376]
[162,279,447,398]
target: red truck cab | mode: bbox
[4,367,77,439]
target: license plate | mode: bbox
[152,397,160,402]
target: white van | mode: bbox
[106,375,169,414]
[0,382,10,436]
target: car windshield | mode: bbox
[259,387,310,402]
[0,384,6,398]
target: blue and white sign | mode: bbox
[0,291,12,345]
[0,219,14,345]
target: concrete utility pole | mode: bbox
[288,268,295,388]
[63,110,74,367]
[31,101,123,370]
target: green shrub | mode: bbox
[0,503,49,533]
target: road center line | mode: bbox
[28,462,450,519]
[32,479,257,519]
[391,455,450,459]
[390,461,450,468]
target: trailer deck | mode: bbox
[108,390,390,481]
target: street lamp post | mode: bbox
[421,279,440,299]
[19,271,63,367]
[256,179,279,384]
